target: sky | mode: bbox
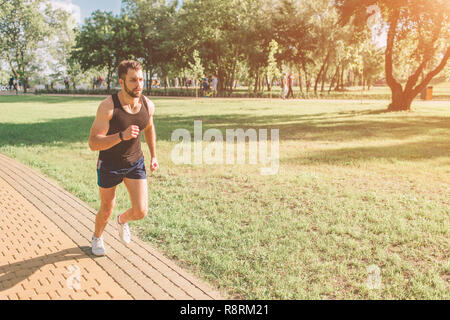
[49,0,122,24]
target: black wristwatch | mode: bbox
[119,131,124,141]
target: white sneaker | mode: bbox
[91,235,106,256]
[116,214,131,245]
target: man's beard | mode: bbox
[124,82,141,98]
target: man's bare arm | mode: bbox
[143,98,157,159]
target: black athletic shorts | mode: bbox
[97,157,147,189]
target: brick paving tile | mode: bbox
[0,153,227,300]
[0,175,131,300]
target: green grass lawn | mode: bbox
[29,82,450,100]
[0,95,449,299]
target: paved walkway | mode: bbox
[0,153,225,300]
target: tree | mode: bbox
[361,45,384,90]
[266,40,281,98]
[336,0,450,111]
[188,50,205,98]
[44,6,80,89]
[177,0,262,95]
[0,0,66,92]
[122,0,178,92]
[273,0,315,95]
[71,11,139,91]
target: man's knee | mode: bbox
[133,207,148,220]
[99,201,115,217]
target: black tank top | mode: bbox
[99,93,150,167]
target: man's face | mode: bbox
[121,68,144,98]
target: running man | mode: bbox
[88,60,159,256]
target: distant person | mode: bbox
[9,76,14,91]
[211,75,218,98]
[88,60,159,256]
[97,76,103,88]
[202,77,209,97]
[13,79,18,95]
[281,73,288,99]
[287,72,295,99]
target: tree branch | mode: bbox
[404,48,436,93]
[385,8,402,93]
[404,15,443,93]
[411,46,450,98]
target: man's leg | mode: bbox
[94,186,117,238]
[288,86,294,99]
[118,178,148,224]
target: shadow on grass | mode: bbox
[286,139,450,165]
[1,108,448,163]
[0,117,94,146]
[0,95,103,104]
[155,112,449,142]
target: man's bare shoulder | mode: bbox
[142,95,155,116]
[97,95,114,118]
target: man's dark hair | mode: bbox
[118,60,143,80]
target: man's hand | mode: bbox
[122,125,140,140]
[150,157,159,172]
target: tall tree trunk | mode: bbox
[314,50,330,94]
[302,63,310,93]
[106,66,113,92]
[297,66,304,95]
[144,69,148,92]
[334,65,340,91]
[385,10,408,111]
[321,61,329,93]
[23,77,28,93]
[149,68,153,92]
[218,68,225,94]
[260,73,264,93]
[229,48,239,94]
[265,74,271,92]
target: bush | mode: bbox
[34,88,118,95]
[33,87,448,100]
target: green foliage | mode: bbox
[266,40,280,86]
[362,45,384,89]
[1,0,447,104]
[122,0,179,85]
[0,0,68,92]
[0,69,10,84]
[188,50,204,84]
[336,0,450,109]
[71,11,140,90]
